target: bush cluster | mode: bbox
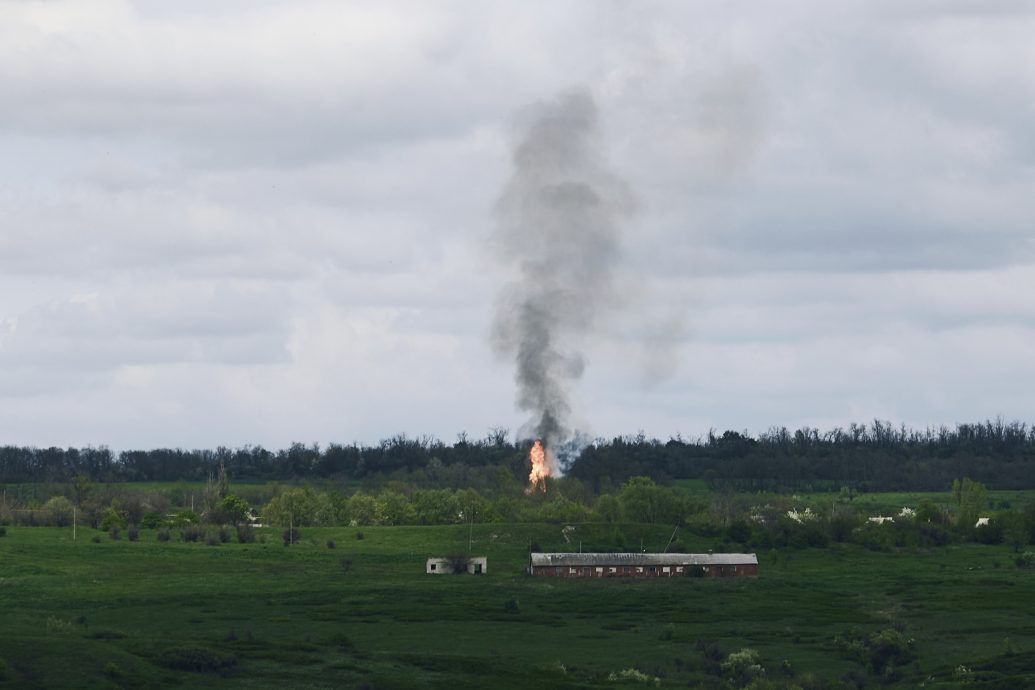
[157,646,237,673]
[181,526,203,543]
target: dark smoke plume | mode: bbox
[492,90,635,462]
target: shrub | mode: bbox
[181,526,203,543]
[721,648,764,684]
[835,627,915,676]
[696,638,727,663]
[283,527,301,546]
[140,512,164,529]
[0,526,6,537]
[157,645,237,673]
[212,495,251,525]
[975,520,1004,545]
[157,528,171,542]
[218,527,230,543]
[326,539,336,549]
[108,527,121,541]
[725,520,752,544]
[104,662,122,678]
[235,524,255,544]
[99,502,129,531]
[867,628,916,676]
[43,496,74,526]
[91,535,102,544]
[503,598,520,614]
[127,526,139,542]
[171,509,200,526]
[205,535,219,547]
[607,668,658,684]
[355,531,365,541]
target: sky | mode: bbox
[1,0,1033,450]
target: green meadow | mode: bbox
[2,522,1034,689]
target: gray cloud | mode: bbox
[1,0,1033,448]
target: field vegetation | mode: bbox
[4,420,1035,687]
[2,521,1034,688]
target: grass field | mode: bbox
[2,523,1034,689]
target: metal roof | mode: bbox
[529,552,758,567]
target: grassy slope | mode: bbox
[1,524,1034,689]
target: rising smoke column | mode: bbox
[492,90,635,464]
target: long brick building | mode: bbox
[528,552,758,578]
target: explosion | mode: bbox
[527,439,550,493]
[492,91,634,462]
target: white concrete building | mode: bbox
[426,556,487,574]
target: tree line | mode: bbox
[4,420,1035,492]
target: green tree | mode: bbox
[618,476,682,525]
[262,488,338,527]
[43,495,74,527]
[345,492,377,526]
[375,490,414,525]
[454,488,491,523]
[1000,510,1027,553]
[99,500,128,530]
[411,489,457,525]
[595,494,622,523]
[915,498,942,524]
[72,474,92,507]
[952,477,987,531]
[213,495,251,525]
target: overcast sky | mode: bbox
[2,0,1033,450]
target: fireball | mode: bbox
[527,439,550,493]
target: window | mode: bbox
[609,567,617,573]
[635,567,643,573]
[675,567,683,573]
[662,566,670,573]
[430,563,436,571]
[595,567,603,574]
[569,567,577,574]
[474,564,482,574]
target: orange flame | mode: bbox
[527,439,549,493]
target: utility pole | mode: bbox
[73,506,77,542]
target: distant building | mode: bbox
[426,556,487,575]
[868,516,895,524]
[529,552,758,578]
[975,517,991,528]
